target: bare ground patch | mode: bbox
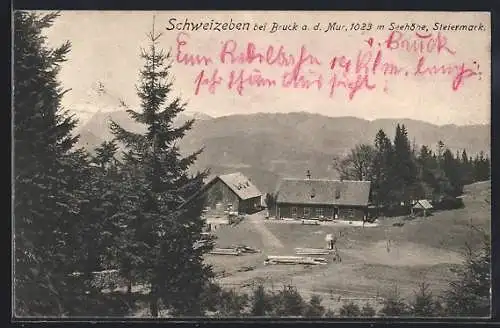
[341,241,463,267]
[206,182,490,313]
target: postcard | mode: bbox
[12,10,491,319]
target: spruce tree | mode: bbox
[444,231,491,317]
[416,145,436,199]
[14,11,83,316]
[303,295,325,317]
[410,281,437,317]
[391,124,404,203]
[339,302,361,317]
[272,285,306,317]
[436,140,445,159]
[79,140,122,275]
[92,140,119,171]
[460,149,473,185]
[371,129,393,208]
[433,141,453,202]
[251,284,271,316]
[109,19,212,317]
[442,148,463,197]
[217,289,249,317]
[473,151,490,181]
[361,303,376,317]
[392,124,419,205]
[379,286,409,317]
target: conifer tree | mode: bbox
[432,141,453,201]
[92,140,119,171]
[324,308,336,317]
[379,286,409,317]
[217,289,249,317]
[371,129,393,208]
[77,140,122,277]
[361,303,376,317]
[303,295,325,317]
[416,145,436,199]
[444,231,491,317]
[460,149,473,185]
[436,140,445,159]
[392,124,419,204]
[109,19,212,317]
[410,281,437,317]
[339,302,361,317]
[271,285,306,316]
[14,11,83,316]
[46,139,124,313]
[472,151,490,181]
[251,284,271,316]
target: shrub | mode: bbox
[361,303,376,317]
[410,281,438,317]
[271,285,306,317]
[443,233,491,317]
[379,286,410,317]
[217,289,249,317]
[250,283,273,316]
[324,308,336,317]
[303,294,325,317]
[339,302,361,317]
[199,282,223,314]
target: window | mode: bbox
[316,208,324,217]
[303,207,311,217]
[291,207,298,218]
[335,189,341,199]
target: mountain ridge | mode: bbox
[76,110,490,193]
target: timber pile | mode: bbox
[264,255,328,265]
[237,265,256,272]
[295,248,331,255]
[210,248,241,256]
[209,244,260,256]
[301,219,320,225]
[233,245,260,253]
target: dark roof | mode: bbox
[413,199,433,209]
[177,172,261,210]
[275,178,371,206]
[215,172,262,200]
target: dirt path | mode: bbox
[247,214,284,249]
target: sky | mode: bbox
[38,10,491,126]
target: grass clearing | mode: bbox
[207,181,491,312]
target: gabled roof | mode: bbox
[177,172,261,210]
[275,178,371,207]
[216,172,262,200]
[413,199,433,209]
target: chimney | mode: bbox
[306,170,311,180]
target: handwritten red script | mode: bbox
[174,31,481,100]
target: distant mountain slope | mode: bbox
[76,111,490,193]
[76,110,212,151]
[72,81,212,151]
